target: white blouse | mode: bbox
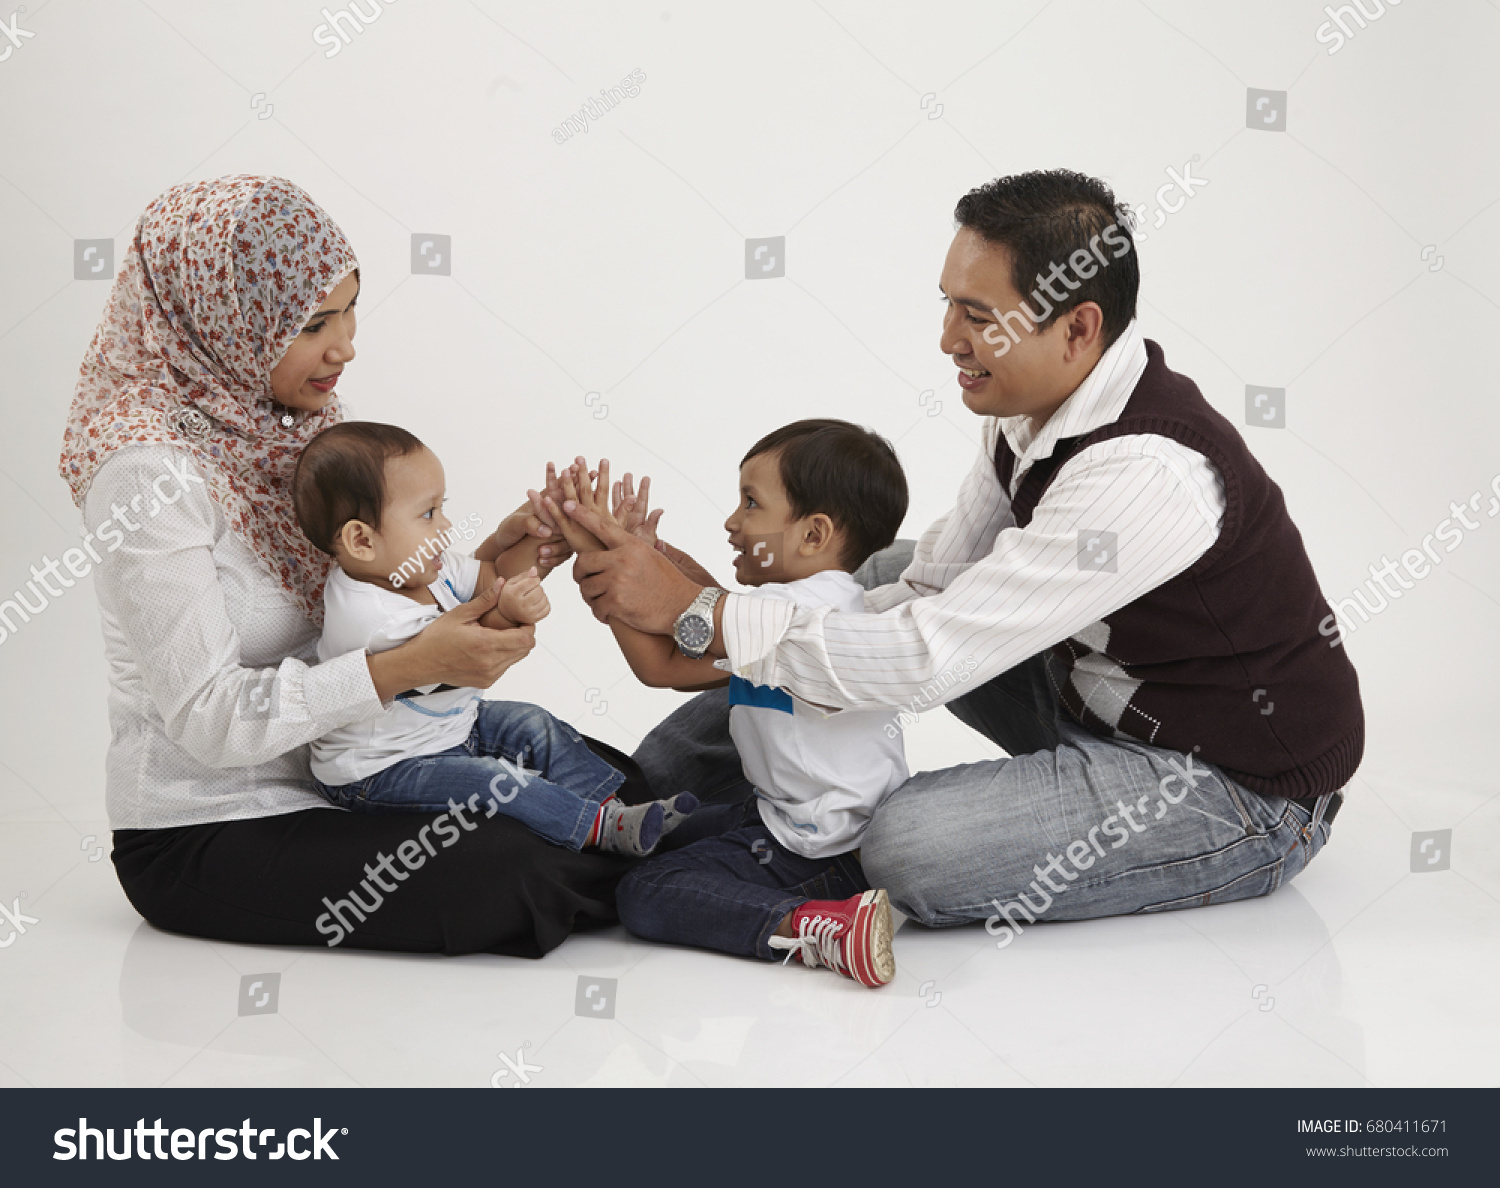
[84,444,388,829]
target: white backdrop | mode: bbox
[1,0,1496,846]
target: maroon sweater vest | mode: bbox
[995,339,1363,800]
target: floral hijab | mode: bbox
[58,175,358,624]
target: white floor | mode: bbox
[2,751,1496,1088]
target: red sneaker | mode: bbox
[768,890,895,988]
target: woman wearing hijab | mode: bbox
[59,175,633,956]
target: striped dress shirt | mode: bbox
[722,320,1228,713]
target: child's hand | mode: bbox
[545,458,616,554]
[497,567,551,625]
[613,472,665,547]
[526,462,571,537]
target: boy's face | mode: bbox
[724,451,829,585]
[341,446,454,590]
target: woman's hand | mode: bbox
[367,576,535,700]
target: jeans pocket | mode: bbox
[1136,855,1286,913]
[1220,779,1265,835]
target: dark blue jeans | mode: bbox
[615,800,869,960]
[316,700,625,851]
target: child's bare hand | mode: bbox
[497,567,550,624]
[613,472,665,547]
[545,462,609,554]
[530,462,577,530]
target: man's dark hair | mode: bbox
[292,421,425,555]
[742,418,908,572]
[954,168,1139,352]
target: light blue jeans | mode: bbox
[632,542,1337,930]
[317,700,626,851]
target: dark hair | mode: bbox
[292,421,425,555]
[741,418,908,572]
[954,169,1139,352]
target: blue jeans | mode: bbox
[631,541,1337,931]
[316,700,626,851]
[616,800,869,959]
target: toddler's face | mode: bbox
[723,451,800,586]
[353,446,454,590]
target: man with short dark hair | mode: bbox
[567,169,1362,938]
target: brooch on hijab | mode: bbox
[174,407,213,441]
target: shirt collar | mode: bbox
[996,319,1148,469]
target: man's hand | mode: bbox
[544,457,619,554]
[564,494,707,633]
[496,566,550,625]
[654,538,722,590]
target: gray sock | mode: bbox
[659,793,700,837]
[596,799,665,857]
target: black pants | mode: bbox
[112,737,647,958]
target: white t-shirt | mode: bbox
[310,550,483,785]
[717,570,909,859]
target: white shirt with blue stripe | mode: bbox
[310,550,481,786]
[717,570,910,860]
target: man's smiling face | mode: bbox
[937,226,1103,427]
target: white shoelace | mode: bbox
[769,914,846,973]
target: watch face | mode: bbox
[677,615,712,651]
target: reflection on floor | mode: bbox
[1,782,1495,1087]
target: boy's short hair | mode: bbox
[292,421,425,556]
[742,418,908,572]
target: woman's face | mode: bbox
[269,272,360,411]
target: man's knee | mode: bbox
[858,790,949,925]
[850,539,916,591]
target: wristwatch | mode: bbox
[672,587,725,659]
